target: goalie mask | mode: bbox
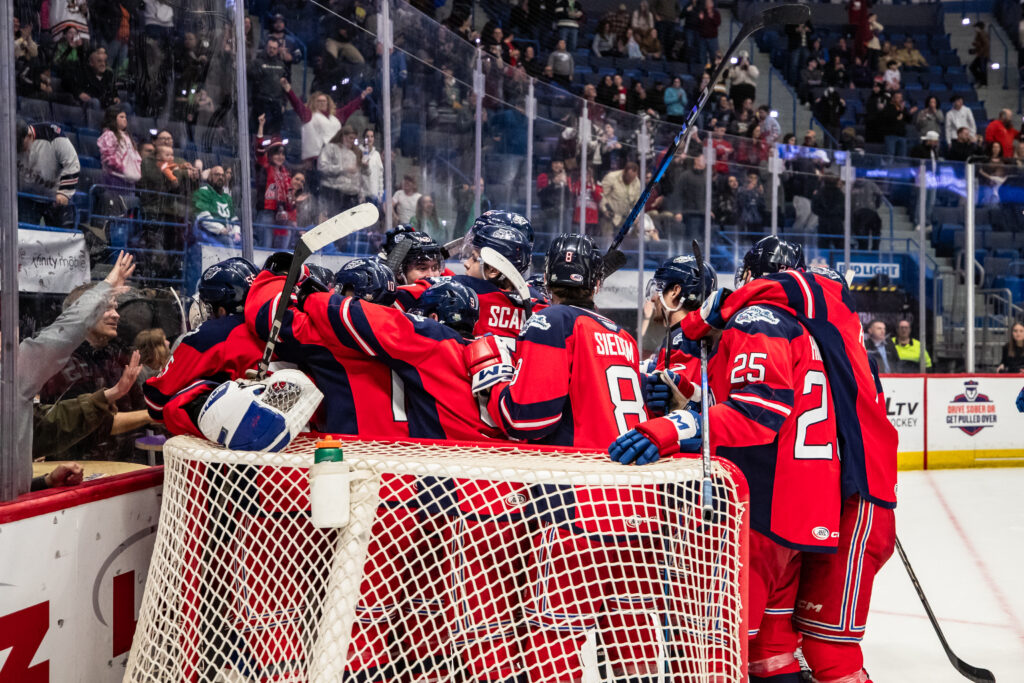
[198,369,324,452]
[197,257,258,317]
[335,257,397,306]
[646,255,717,314]
[408,278,479,338]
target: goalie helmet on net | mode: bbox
[197,368,323,452]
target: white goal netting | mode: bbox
[125,435,749,683]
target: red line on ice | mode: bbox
[926,473,1024,646]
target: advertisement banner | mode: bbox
[17,228,90,293]
[926,375,1024,468]
[0,474,161,682]
[879,376,925,470]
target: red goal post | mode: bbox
[125,434,749,682]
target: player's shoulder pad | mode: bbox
[452,273,500,296]
[518,303,593,340]
[180,313,247,353]
[402,309,470,345]
[724,304,802,340]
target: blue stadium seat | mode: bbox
[52,103,86,129]
[18,98,52,122]
[78,155,101,169]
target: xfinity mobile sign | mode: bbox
[837,262,901,280]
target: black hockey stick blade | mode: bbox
[254,203,380,378]
[895,536,996,683]
[383,237,415,278]
[602,4,809,278]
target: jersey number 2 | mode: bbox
[606,366,646,434]
[795,370,833,459]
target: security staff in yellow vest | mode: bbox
[892,319,932,372]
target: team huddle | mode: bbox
[143,208,897,683]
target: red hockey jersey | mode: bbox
[326,297,504,442]
[244,272,409,438]
[486,305,646,449]
[143,314,264,437]
[649,325,701,385]
[396,275,549,340]
[700,303,842,552]
[683,268,897,510]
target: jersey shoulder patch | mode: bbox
[733,306,780,326]
[727,304,802,340]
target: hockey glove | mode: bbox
[1017,387,1024,413]
[465,334,515,396]
[198,370,323,452]
[643,370,701,417]
[698,287,733,329]
[608,409,702,466]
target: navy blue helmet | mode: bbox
[646,255,718,311]
[544,233,603,291]
[407,278,479,337]
[472,210,534,245]
[305,263,335,289]
[335,257,397,306]
[464,221,532,275]
[737,235,805,285]
[198,257,258,314]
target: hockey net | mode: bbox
[125,434,749,682]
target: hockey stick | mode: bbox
[895,536,996,683]
[602,3,811,276]
[480,246,533,322]
[691,239,715,523]
[253,203,380,379]
[168,287,188,335]
[443,235,464,256]
[383,237,415,279]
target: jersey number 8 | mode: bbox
[606,365,646,435]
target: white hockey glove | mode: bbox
[198,369,323,452]
[464,335,515,396]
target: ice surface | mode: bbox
[862,468,1024,681]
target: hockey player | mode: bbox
[380,224,447,284]
[470,233,644,448]
[397,217,547,340]
[143,257,260,437]
[244,256,406,438]
[609,236,845,683]
[714,255,898,683]
[466,234,659,680]
[641,254,717,417]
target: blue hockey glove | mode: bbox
[698,287,733,329]
[642,370,678,416]
[1017,387,1024,413]
[609,409,702,466]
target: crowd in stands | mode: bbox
[11,0,1024,289]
